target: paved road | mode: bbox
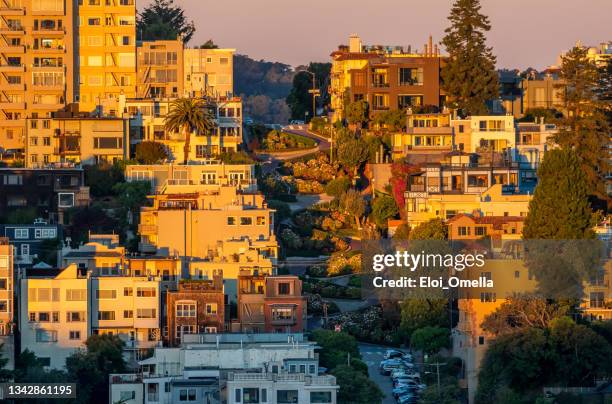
[283,127,331,152]
[359,343,398,404]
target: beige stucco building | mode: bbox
[136,39,184,99]
[0,239,14,370]
[183,47,234,98]
[24,114,130,167]
[77,0,136,112]
[0,0,77,155]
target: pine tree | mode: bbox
[553,46,610,200]
[524,148,596,239]
[441,0,499,116]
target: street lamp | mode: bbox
[298,69,319,120]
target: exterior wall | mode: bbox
[330,35,445,121]
[0,0,76,154]
[183,48,235,97]
[136,39,184,99]
[447,214,524,242]
[125,162,257,194]
[0,239,14,370]
[264,276,306,333]
[465,115,516,157]
[521,77,564,113]
[227,373,338,404]
[392,112,453,158]
[20,266,89,369]
[0,168,89,222]
[0,223,59,267]
[125,97,243,158]
[516,122,557,170]
[165,276,225,346]
[78,0,136,112]
[452,259,538,403]
[25,116,129,167]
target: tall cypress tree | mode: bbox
[524,148,596,240]
[553,46,610,200]
[441,0,499,116]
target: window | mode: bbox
[458,227,470,236]
[458,124,464,133]
[256,216,266,225]
[14,228,29,239]
[220,57,229,65]
[204,326,217,333]
[261,389,267,403]
[123,310,133,318]
[69,331,81,340]
[52,312,59,322]
[0,300,8,312]
[205,303,217,315]
[590,292,605,308]
[475,226,486,236]
[29,312,36,322]
[243,388,259,404]
[98,311,115,320]
[372,93,389,110]
[66,311,85,322]
[399,67,423,85]
[176,303,196,317]
[480,292,496,303]
[227,217,236,226]
[93,137,122,149]
[120,391,135,401]
[137,308,156,318]
[136,287,156,297]
[278,282,290,295]
[272,307,294,321]
[179,388,197,401]
[36,329,57,342]
[175,325,195,338]
[309,364,316,374]
[123,287,132,296]
[235,389,241,403]
[58,193,75,208]
[310,391,332,403]
[514,270,520,279]
[478,336,485,345]
[96,290,117,299]
[20,244,30,256]
[0,279,6,290]
[240,217,253,225]
[88,18,100,25]
[66,289,87,302]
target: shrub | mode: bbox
[134,141,168,164]
[325,177,351,198]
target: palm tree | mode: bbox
[164,98,215,164]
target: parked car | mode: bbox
[381,362,405,375]
[393,385,417,399]
[384,349,404,360]
[397,393,418,404]
[289,120,305,125]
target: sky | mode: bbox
[139,0,611,70]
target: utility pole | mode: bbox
[303,70,319,121]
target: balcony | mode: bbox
[407,126,453,135]
[0,82,24,91]
[32,28,66,35]
[0,26,24,34]
[0,118,24,127]
[0,102,25,109]
[54,147,80,155]
[31,63,64,71]
[270,316,297,326]
[0,6,25,15]
[0,64,24,72]
[33,102,65,110]
[32,45,65,54]
[0,45,24,53]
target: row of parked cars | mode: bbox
[379,349,426,404]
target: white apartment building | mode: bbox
[452,115,517,160]
[20,264,161,369]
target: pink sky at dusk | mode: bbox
[139,0,611,70]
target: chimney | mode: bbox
[434,44,439,56]
[349,34,362,53]
[428,35,433,57]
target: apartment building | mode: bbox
[165,273,225,346]
[0,238,14,370]
[20,263,162,369]
[136,39,184,99]
[78,0,136,112]
[330,35,445,121]
[109,333,322,404]
[237,273,305,333]
[125,162,257,194]
[0,167,89,222]
[59,237,125,272]
[124,96,243,158]
[0,0,76,154]
[226,370,338,404]
[447,213,524,249]
[392,110,453,159]
[137,186,278,261]
[520,75,564,114]
[183,47,235,98]
[0,220,60,267]
[25,113,130,167]
[452,259,538,403]
[451,115,517,158]
[516,120,557,169]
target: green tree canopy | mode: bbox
[340,189,366,229]
[409,218,448,240]
[371,195,399,228]
[441,0,499,115]
[286,63,331,121]
[137,0,195,43]
[345,100,369,127]
[325,177,351,198]
[411,326,451,355]
[332,365,384,404]
[135,141,168,164]
[337,138,368,176]
[553,46,610,199]
[310,329,360,370]
[400,298,449,339]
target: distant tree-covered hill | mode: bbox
[234,54,294,124]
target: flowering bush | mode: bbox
[284,154,340,183]
[327,252,362,276]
